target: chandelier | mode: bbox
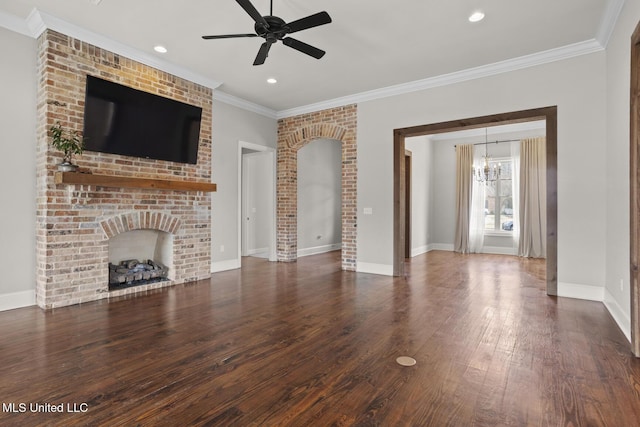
[473,129,501,183]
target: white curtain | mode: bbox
[511,141,521,250]
[518,137,546,258]
[454,144,473,253]
[469,149,486,253]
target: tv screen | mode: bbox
[82,75,202,164]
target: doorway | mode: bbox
[296,138,343,258]
[393,107,558,296]
[238,141,276,262]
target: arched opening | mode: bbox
[276,107,357,271]
[297,138,342,258]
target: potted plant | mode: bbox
[49,121,84,171]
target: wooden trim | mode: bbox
[392,107,558,297]
[405,150,412,258]
[545,111,558,296]
[393,131,406,276]
[630,20,640,357]
[54,172,217,192]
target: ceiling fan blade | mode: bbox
[282,37,325,59]
[202,34,258,40]
[253,41,273,66]
[236,0,268,28]
[286,11,331,34]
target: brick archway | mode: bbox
[277,105,357,270]
[99,212,181,239]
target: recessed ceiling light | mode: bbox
[154,45,168,53]
[267,78,277,84]
[468,11,485,22]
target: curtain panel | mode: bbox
[454,144,473,253]
[518,137,547,258]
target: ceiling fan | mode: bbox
[202,0,332,66]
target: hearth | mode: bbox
[109,259,169,291]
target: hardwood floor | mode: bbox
[1,251,639,426]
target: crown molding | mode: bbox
[25,9,222,90]
[0,10,31,36]
[277,39,604,119]
[213,91,277,119]
[596,0,625,48]
[1,8,612,122]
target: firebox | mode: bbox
[108,229,173,291]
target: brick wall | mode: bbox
[35,30,213,308]
[277,105,357,270]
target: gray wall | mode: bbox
[0,27,36,308]
[405,136,432,255]
[297,138,342,254]
[604,0,640,337]
[356,51,608,288]
[211,101,277,270]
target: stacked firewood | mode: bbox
[109,259,169,285]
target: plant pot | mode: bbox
[57,162,79,172]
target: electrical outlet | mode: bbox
[220,245,225,253]
[620,279,624,292]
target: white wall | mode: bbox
[0,27,37,310]
[604,0,640,339]
[297,138,342,256]
[211,100,277,272]
[356,51,608,296]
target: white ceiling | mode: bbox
[0,0,622,115]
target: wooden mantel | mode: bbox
[54,172,217,192]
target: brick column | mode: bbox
[277,105,357,270]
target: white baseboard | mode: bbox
[298,243,341,258]
[411,245,429,257]
[557,281,605,302]
[356,262,393,276]
[428,243,454,252]
[247,247,270,258]
[424,243,515,255]
[0,290,36,312]
[211,259,241,273]
[482,246,517,256]
[603,288,631,343]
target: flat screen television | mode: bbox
[82,75,202,164]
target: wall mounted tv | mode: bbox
[82,75,202,164]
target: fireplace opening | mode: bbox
[108,229,173,291]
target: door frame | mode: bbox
[238,141,277,262]
[629,20,640,356]
[393,107,558,296]
[405,150,412,258]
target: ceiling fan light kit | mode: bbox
[202,0,332,66]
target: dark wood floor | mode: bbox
[1,251,639,426]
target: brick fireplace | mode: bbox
[35,30,213,309]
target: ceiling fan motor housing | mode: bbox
[255,16,289,40]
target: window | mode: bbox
[484,158,513,232]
